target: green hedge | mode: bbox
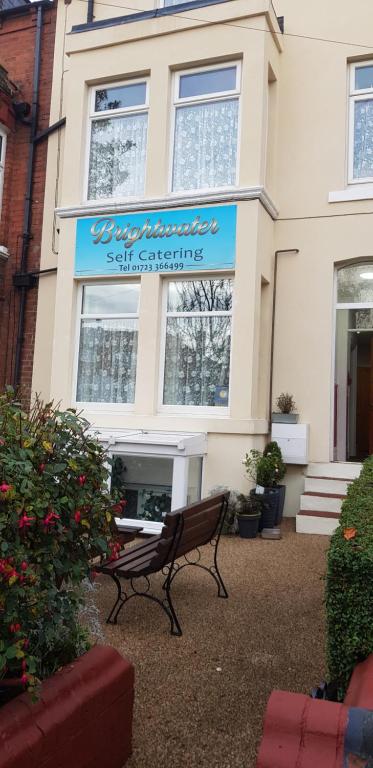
[325,455,373,699]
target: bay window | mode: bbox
[76,282,140,405]
[171,64,240,192]
[349,62,373,182]
[87,79,148,200]
[162,278,233,409]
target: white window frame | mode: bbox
[169,61,242,195]
[158,275,234,415]
[73,280,141,412]
[348,61,373,184]
[0,127,7,218]
[84,77,150,203]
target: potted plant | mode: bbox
[0,390,134,767]
[244,442,287,530]
[272,392,299,423]
[235,493,261,539]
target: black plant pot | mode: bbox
[237,513,261,539]
[250,487,285,531]
[276,484,286,522]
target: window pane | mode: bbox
[88,113,147,199]
[95,83,146,112]
[163,316,231,406]
[111,455,172,522]
[82,283,140,315]
[353,100,373,179]
[76,318,138,403]
[179,67,236,99]
[355,66,373,91]
[187,457,202,504]
[167,279,233,312]
[347,308,373,329]
[172,99,238,191]
[337,264,373,303]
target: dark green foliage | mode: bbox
[244,442,286,487]
[326,456,373,699]
[0,391,119,694]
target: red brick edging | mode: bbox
[256,655,373,768]
[0,645,134,768]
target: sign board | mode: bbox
[75,205,236,276]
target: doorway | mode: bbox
[335,264,373,461]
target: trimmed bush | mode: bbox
[326,456,373,699]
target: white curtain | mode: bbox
[163,316,231,406]
[77,319,138,403]
[354,100,373,179]
[172,98,238,191]
[88,113,147,199]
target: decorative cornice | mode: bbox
[56,186,279,220]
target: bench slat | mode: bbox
[98,535,161,573]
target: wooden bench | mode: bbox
[97,492,229,636]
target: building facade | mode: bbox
[32,0,373,529]
[0,0,56,403]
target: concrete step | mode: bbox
[296,511,340,535]
[304,476,352,495]
[307,462,362,480]
[300,493,343,514]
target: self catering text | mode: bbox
[106,248,204,263]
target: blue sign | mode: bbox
[75,205,236,276]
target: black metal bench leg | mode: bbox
[164,581,182,637]
[106,574,125,624]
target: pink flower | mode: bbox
[18,513,35,529]
[20,561,28,571]
[0,483,12,493]
[78,475,86,486]
[0,439,5,446]
[43,510,60,527]
[20,674,28,686]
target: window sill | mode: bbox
[328,185,373,203]
[158,406,230,417]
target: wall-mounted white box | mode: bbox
[271,423,309,465]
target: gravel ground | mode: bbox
[94,519,329,768]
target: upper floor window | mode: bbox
[87,80,149,201]
[349,62,373,183]
[0,128,6,216]
[76,282,140,405]
[171,63,240,193]
[162,278,233,409]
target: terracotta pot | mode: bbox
[0,645,134,768]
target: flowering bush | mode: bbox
[0,391,121,696]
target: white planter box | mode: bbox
[271,423,309,465]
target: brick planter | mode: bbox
[0,645,134,768]
[256,654,373,768]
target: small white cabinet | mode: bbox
[271,423,309,465]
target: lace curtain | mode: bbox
[354,100,373,179]
[163,316,231,406]
[172,98,238,191]
[88,113,147,200]
[76,319,138,403]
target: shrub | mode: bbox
[275,393,296,414]
[0,391,121,695]
[325,455,373,699]
[244,442,286,487]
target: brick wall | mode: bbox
[0,3,56,405]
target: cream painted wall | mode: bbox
[32,0,373,516]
